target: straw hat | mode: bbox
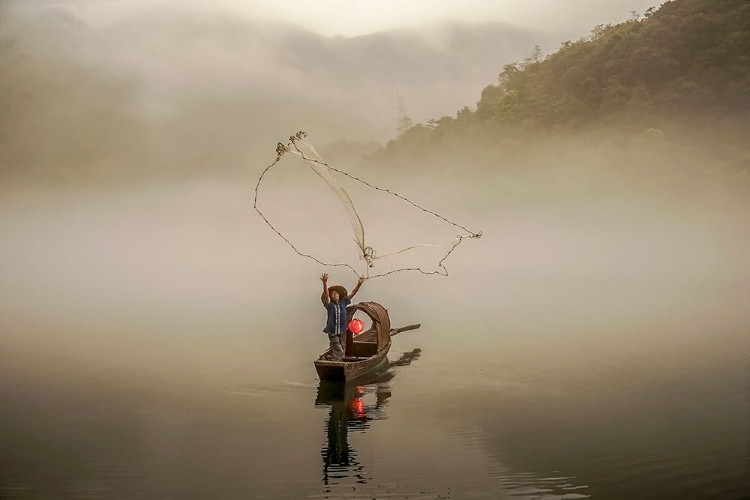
[321,285,348,304]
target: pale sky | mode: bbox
[13,0,664,37]
[231,0,664,35]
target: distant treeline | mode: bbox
[379,0,750,186]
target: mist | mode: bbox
[0,3,555,185]
[1,1,749,498]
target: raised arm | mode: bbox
[348,276,365,300]
[321,273,330,305]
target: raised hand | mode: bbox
[321,273,329,283]
[357,276,365,286]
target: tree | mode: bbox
[498,63,519,86]
[589,24,611,41]
[522,45,543,67]
[395,91,413,136]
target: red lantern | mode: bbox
[348,318,365,335]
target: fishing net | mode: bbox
[254,131,481,279]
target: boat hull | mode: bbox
[314,341,391,382]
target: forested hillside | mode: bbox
[380,0,750,189]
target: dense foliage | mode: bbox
[479,0,749,131]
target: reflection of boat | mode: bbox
[314,301,420,382]
[316,349,421,491]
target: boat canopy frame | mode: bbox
[346,301,391,351]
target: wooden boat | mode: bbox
[314,300,420,382]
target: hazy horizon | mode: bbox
[6,0,665,38]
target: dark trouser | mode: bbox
[328,332,345,361]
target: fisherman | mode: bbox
[321,273,365,361]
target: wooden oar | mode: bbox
[390,324,421,337]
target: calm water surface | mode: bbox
[1,184,748,499]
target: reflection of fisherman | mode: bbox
[321,274,365,361]
[325,398,351,468]
[319,384,376,488]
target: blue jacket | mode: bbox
[323,296,350,334]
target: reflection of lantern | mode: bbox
[351,398,365,418]
[348,319,365,335]
[351,389,366,418]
